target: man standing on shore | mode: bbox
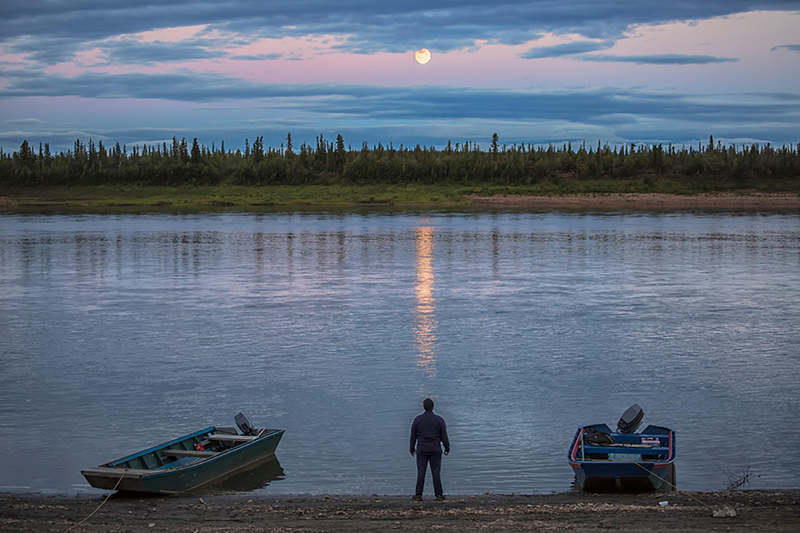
[410,398,450,501]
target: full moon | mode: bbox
[414,48,431,65]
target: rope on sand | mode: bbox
[64,468,129,533]
[632,462,735,517]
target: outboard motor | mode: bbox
[235,412,257,436]
[617,404,644,434]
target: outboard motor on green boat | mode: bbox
[617,404,644,433]
[235,412,257,436]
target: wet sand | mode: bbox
[2,490,798,532]
[467,192,800,210]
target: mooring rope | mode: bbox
[573,454,713,510]
[64,468,129,533]
[630,461,713,510]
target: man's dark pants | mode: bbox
[415,450,443,497]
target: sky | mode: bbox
[1,1,799,154]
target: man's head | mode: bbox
[423,398,434,412]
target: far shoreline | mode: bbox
[467,192,800,210]
[2,189,800,212]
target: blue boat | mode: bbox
[567,405,676,491]
[82,413,285,494]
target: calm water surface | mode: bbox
[1,209,799,495]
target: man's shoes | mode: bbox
[412,494,422,501]
[436,495,446,501]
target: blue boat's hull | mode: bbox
[571,458,675,491]
[82,427,285,494]
[567,424,675,491]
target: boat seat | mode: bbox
[582,445,669,455]
[206,434,256,442]
[161,449,217,458]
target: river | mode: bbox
[1,208,798,494]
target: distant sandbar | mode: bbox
[467,192,800,210]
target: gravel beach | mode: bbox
[2,490,798,532]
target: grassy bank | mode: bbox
[1,184,472,210]
[3,176,799,211]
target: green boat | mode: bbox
[81,413,285,494]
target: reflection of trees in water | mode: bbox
[210,456,285,493]
[415,226,437,379]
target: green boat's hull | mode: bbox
[82,427,285,494]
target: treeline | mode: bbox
[1,133,799,187]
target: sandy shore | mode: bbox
[2,491,798,532]
[467,192,800,210]
[0,196,19,209]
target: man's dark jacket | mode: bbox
[410,411,450,454]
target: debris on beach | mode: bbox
[713,505,737,518]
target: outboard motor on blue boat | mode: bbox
[235,412,257,436]
[617,404,644,434]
